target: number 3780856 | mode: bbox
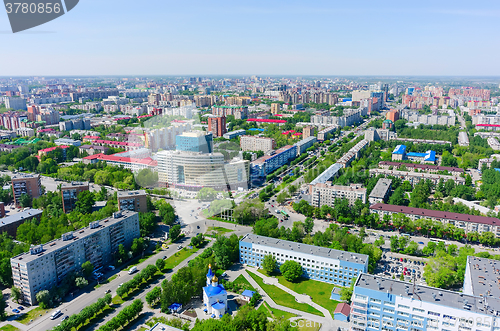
[5,2,61,14]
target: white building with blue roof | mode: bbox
[202,264,227,318]
[391,145,406,161]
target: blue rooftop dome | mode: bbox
[392,145,406,155]
[204,284,226,297]
[206,264,214,279]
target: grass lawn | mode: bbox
[163,247,199,270]
[261,302,297,320]
[247,271,323,317]
[128,250,161,268]
[274,274,339,318]
[295,319,321,331]
[137,328,148,331]
[0,325,20,331]
[207,226,233,235]
[16,306,47,325]
[256,303,272,318]
[233,274,255,290]
[112,295,124,305]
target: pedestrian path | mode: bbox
[241,267,336,330]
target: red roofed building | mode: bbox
[82,153,157,172]
[246,118,287,124]
[334,303,350,322]
[38,145,70,158]
[83,135,101,142]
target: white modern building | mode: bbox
[240,135,276,152]
[240,234,368,287]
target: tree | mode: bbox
[262,254,277,275]
[81,261,94,278]
[280,260,302,282]
[190,233,205,248]
[75,277,89,289]
[304,217,314,234]
[19,193,32,208]
[156,258,165,271]
[390,236,399,252]
[0,296,5,321]
[169,225,181,242]
[196,187,218,201]
[11,286,21,303]
[139,212,157,237]
[36,290,51,309]
[340,276,357,303]
[276,191,289,204]
[389,186,405,206]
[288,184,297,196]
[374,236,385,247]
[146,286,162,307]
[212,234,239,269]
[75,190,95,214]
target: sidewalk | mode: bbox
[241,267,336,330]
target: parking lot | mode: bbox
[375,252,427,285]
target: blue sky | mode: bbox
[0,0,499,76]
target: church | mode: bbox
[203,264,227,318]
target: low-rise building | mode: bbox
[310,183,366,207]
[61,182,89,213]
[337,139,369,168]
[78,144,109,156]
[11,210,140,305]
[54,138,81,147]
[368,168,465,185]
[117,190,147,213]
[378,161,464,176]
[368,178,392,204]
[370,203,500,236]
[478,154,500,170]
[240,234,368,287]
[0,209,42,238]
[223,129,246,140]
[391,145,406,161]
[82,153,157,173]
[17,127,34,137]
[458,131,470,147]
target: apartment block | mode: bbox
[250,145,297,180]
[11,174,42,207]
[271,103,280,115]
[223,129,246,140]
[240,234,368,287]
[337,139,369,168]
[368,168,465,186]
[212,105,248,120]
[378,161,464,176]
[17,127,34,137]
[240,135,276,152]
[368,178,392,204]
[302,126,314,139]
[117,190,148,213]
[294,136,317,156]
[10,210,140,305]
[317,126,337,141]
[61,182,90,213]
[310,183,367,207]
[207,116,227,137]
[5,97,27,110]
[0,209,42,238]
[370,203,499,237]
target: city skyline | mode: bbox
[1,0,499,76]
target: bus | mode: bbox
[280,210,289,219]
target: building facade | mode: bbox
[250,145,297,180]
[368,178,392,204]
[0,209,42,238]
[223,129,246,140]
[175,131,213,154]
[61,182,89,213]
[207,116,227,137]
[11,174,42,207]
[240,136,276,152]
[117,190,148,213]
[310,183,367,207]
[294,136,317,156]
[370,203,500,237]
[11,210,140,305]
[240,234,368,287]
[368,168,466,185]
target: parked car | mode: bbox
[105,289,111,294]
[62,315,69,321]
[12,309,20,314]
[17,306,24,310]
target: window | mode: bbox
[369,298,381,304]
[398,304,410,310]
[412,308,424,313]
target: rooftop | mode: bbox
[12,173,40,180]
[369,178,392,199]
[0,209,42,227]
[379,161,464,173]
[355,273,500,317]
[11,210,137,264]
[83,153,157,167]
[117,190,147,198]
[369,168,465,182]
[370,203,499,226]
[294,136,317,147]
[148,323,183,331]
[310,163,342,185]
[334,302,351,316]
[61,181,89,189]
[392,145,406,155]
[240,233,368,265]
[466,256,500,299]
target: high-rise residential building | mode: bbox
[11,210,140,305]
[294,136,317,156]
[5,97,27,110]
[310,183,367,207]
[212,105,248,119]
[271,103,280,115]
[302,126,314,139]
[17,127,34,137]
[175,131,213,153]
[317,126,337,141]
[117,190,148,213]
[157,150,249,191]
[148,93,161,106]
[59,118,91,131]
[12,174,42,207]
[207,116,227,137]
[61,182,89,213]
[240,136,276,152]
[0,111,27,130]
[144,123,191,152]
[240,234,368,286]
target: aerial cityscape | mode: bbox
[1,1,500,331]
